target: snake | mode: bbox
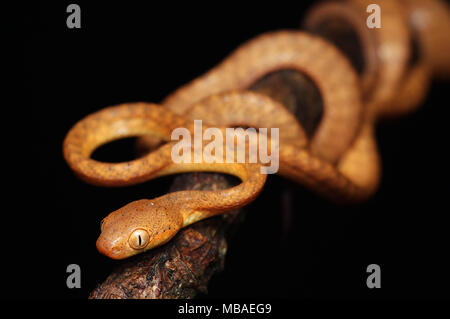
[63,0,443,260]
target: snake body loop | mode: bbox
[160,31,363,164]
[63,1,444,259]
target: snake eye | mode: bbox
[128,229,150,250]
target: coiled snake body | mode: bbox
[63,1,449,259]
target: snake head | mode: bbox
[96,199,183,259]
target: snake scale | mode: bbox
[63,0,450,259]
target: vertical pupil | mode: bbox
[138,234,142,246]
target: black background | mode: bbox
[23,1,449,300]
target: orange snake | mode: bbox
[63,0,449,259]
